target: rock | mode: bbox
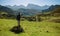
[0,30,1,31]
[10,26,24,34]
[46,31,49,33]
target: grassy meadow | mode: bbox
[0,17,60,36]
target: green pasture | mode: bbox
[0,19,60,36]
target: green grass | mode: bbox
[0,19,60,36]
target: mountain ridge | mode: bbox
[42,5,60,12]
[5,4,50,11]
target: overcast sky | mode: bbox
[0,0,60,6]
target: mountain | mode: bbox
[41,5,49,10]
[5,4,50,16]
[42,5,60,12]
[27,4,49,11]
[6,4,49,11]
[27,4,41,10]
[1,4,60,16]
[16,8,40,16]
[0,5,14,15]
[6,5,26,10]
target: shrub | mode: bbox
[51,19,60,23]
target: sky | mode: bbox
[0,0,60,6]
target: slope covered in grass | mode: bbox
[0,19,60,36]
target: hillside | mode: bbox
[1,5,60,16]
[42,5,60,12]
[50,7,60,16]
[17,8,40,16]
[0,5,14,15]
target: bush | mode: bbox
[51,19,60,23]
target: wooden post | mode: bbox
[16,13,20,28]
[10,12,24,33]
